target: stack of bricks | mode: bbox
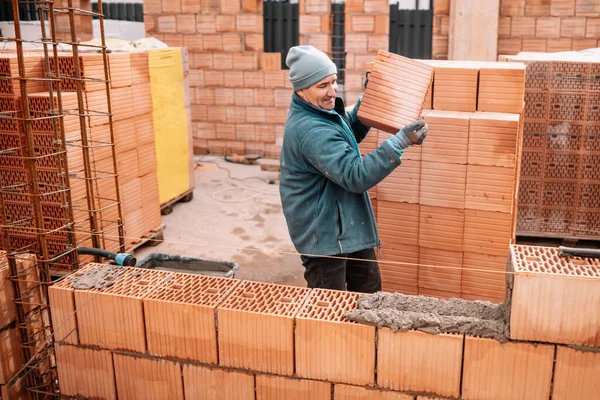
[46,51,163,252]
[507,53,600,240]
[0,53,93,262]
[432,0,450,60]
[498,0,600,55]
[47,255,599,400]
[144,0,289,158]
[0,252,42,399]
[344,0,389,105]
[0,51,163,261]
[358,52,525,302]
[300,0,333,55]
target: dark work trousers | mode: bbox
[300,248,382,293]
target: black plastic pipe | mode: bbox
[558,246,600,260]
[77,247,137,266]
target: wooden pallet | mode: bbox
[161,189,194,215]
[126,225,166,253]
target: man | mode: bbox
[280,45,428,293]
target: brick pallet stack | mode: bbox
[358,52,525,303]
[505,53,600,241]
[46,253,599,400]
[145,0,290,158]
[0,51,162,260]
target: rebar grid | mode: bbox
[0,0,124,397]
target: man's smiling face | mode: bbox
[297,74,338,111]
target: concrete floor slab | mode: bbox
[135,156,306,287]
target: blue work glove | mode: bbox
[394,119,428,149]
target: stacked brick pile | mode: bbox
[358,55,525,303]
[144,0,290,158]
[344,0,389,104]
[507,53,600,240]
[0,51,162,260]
[47,253,599,399]
[0,252,42,399]
[499,0,600,55]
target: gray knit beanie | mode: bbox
[286,45,337,91]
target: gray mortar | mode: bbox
[72,264,122,290]
[345,292,510,342]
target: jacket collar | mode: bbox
[291,92,347,120]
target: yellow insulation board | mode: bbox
[148,48,192,204]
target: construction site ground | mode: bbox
[135,155,306,287]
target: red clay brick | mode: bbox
[256,124,277,142]
[368,35,388,52]
[144,15,156,32]
[157,15,177,33]
[256,374,331,400]
[176,14,196,33]
[345,0,363,13]
[55,344,116,399]
[500,0,524,15]
[572,38,598,50]
[547,37,573,51]
[552,346,600,400]
[351,16,375,33]
[334,384,413,400]
[274,88,292,107]
[296,289,376,386]
[509,244,600,346]
[161,33,184,47]
[236,124,257,141]
[206,106,227,123]
[196,122,217,139]
[498,38,522,54]
[182,0,201,13]
[183,364,254,400]
[193,52,213,69]
[587,17,600,37]
[114,353,183,400]
[188,69,204,87]
[221,0,241,13]
[234,88,255,106]
[216,15,236,32]
[304,0,329,13]
[377,330,463,398]
[255,88,276,106]
[224,71,245,87]
[196,15,216,33]
[244,71,264,88]
[237,15,263,33]
[511,17,536,36]
[462,337,554,400]
[245,107,266,123]
[203,0,220,13]
[183,35,203,52]
[301,15,322,33]
[233,52,259,70]
[244,33,264,52]
[264,70,286,88]
[266,107,288,124]
[561,17,586,37]
[552,0,575,15]
[535,17,560,37]
[192,104,209,120]
[203,34,223,51]
[197,88,216,104]
[226,106,246,123]
[217,281,310,375]
[345,34,368,53]
[364,0,388,14]
[243,0,262,13]
[260,53,281,71]
[215,88,235,106]
[214,53,234,70]
[0,327,21,384]
[223,33,243,51]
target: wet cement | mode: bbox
[345,292,510,342]
[72,265,122,290]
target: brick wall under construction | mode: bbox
[24,244,599,399]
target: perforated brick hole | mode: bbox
[296,289,360,322]
[146,272,239,307]
[511,245,600,277]
[218,280,309,316]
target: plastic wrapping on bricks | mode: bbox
[522,121,547,150]
[521,149,544,179]
[524,91,549,120]
[541,180,579,208]
[518,179,542,206]
[551,61,590,92]
[546,121,584,151]
[549,92,587,121]
[543,151,581,180]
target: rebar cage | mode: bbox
[0,0,123,397]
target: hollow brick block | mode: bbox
[462,337,554,400]
[433,62,481,112]
[75,265,173,353]
[552,346,600,400]
[334,384,413,400]
[256,374,331,400]
[217,281,310,375]
[420,161,466,209]
[144,273,240,363]
[0,327,21,385]
[418,247,462,296]
[468,112,520,168]
[55,344,116,399]
[377,329,463,398]
[509,244,600,346]
[358,50,434,133]
[113,353,183,400]
[295,289,376,385]
[465,164,515,213]
[419,205,465,252]
[422,110,471,164]
[477,63,525,114]
[377,160,421,203]
[183,364,254,400]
